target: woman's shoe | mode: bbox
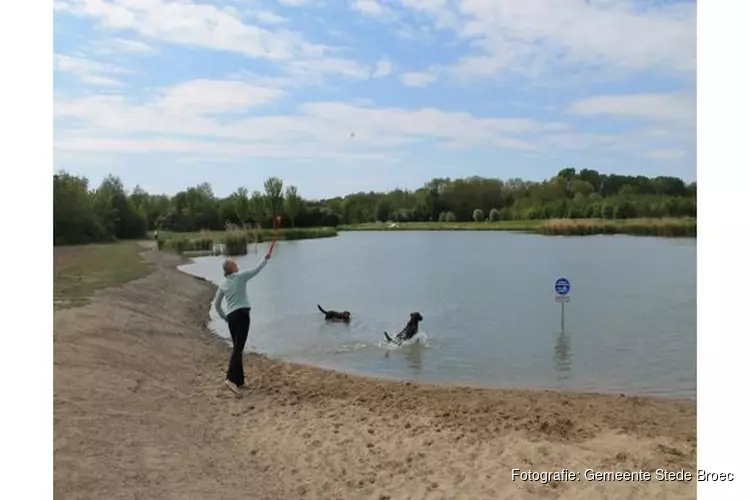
[224,379,243,398]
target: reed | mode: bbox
[221,229,249,256]
[340,221,540,232]
[536,218,696,237]
[276,227,338,240]
[158,226,339,244]
[341,218,696,237]
[157,232,216,254]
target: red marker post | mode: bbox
[268,215,282,256]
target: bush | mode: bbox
[614,200,637,219]
[472,209,484,222]
[601,204,615,219]
[158,235,215,254]
[222,230,248,256]
[161,237,189,253]
[442,211,456,222]
[488,208,502,221]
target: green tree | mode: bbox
[249,191,265,226]
[54,169,697,236]
[284,185,303,228]
[263,177,285,220]
[570,180,596,197]
[375,199,393,222]
[91,175,147,240]
[233,187,251,227]
[54,172,102,245]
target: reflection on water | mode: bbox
[554,332,571,380]
[405,344,424,374]
[383,342,425,376]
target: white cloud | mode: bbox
[153,79,287,114]
[253,10,288,25]
[54,80,572,158]
[567,93,696,123]
[59,0,373,82]
[54,53,129,87]
[351,0,392,18]
[390,0,695,82]
[54,137,386,160]
[276,0,311,5]
[541,132,621,151]
[372,58,393,78]
[60,0,327,60]
[78,75,123,87]
[95,37,154,54]
[395,0,459,30]
[53,1,695,172]
[646,149,686,160]
[286,58,371,80]
[401,66,441,87]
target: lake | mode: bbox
[178,231,696,398]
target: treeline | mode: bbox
[332,168,696,223]
[53,168,696,245]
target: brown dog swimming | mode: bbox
[317,304,351,323]
[383,312,423,346]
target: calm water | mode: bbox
[178,231,696,398]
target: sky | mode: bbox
[53,0,697,199]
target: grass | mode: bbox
[54,241,153,310]
[341,218,696,237]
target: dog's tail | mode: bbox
[317,304,327,315]
[383,331,393,343]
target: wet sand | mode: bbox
[54,247,696,499]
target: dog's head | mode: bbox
[342,311,351,320]
[410,312,423,323]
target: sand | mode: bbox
[54,247,697,500]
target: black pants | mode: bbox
[226,308,251,386]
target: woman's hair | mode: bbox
[222,259,235,277]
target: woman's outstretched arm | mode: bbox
[236,254,270,282]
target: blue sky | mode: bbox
[53,0,696,199]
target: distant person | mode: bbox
[153,230,159,240]
[213,251,272,397]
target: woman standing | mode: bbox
[213,251,271,397]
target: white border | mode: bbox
[1,1,746,498]
[0,1,52,498]
[697,0,749,497]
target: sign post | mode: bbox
[554,277,571,332]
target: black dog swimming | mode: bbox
[317,304,351,322]
[383,312,424,346]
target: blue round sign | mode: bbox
[555,277,571,295]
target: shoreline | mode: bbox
[180,258,695,402]
[55,247,697,499]
[340,218,697,238]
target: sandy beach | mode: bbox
[54,247,696,500]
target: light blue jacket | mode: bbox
[213,258,268,321]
